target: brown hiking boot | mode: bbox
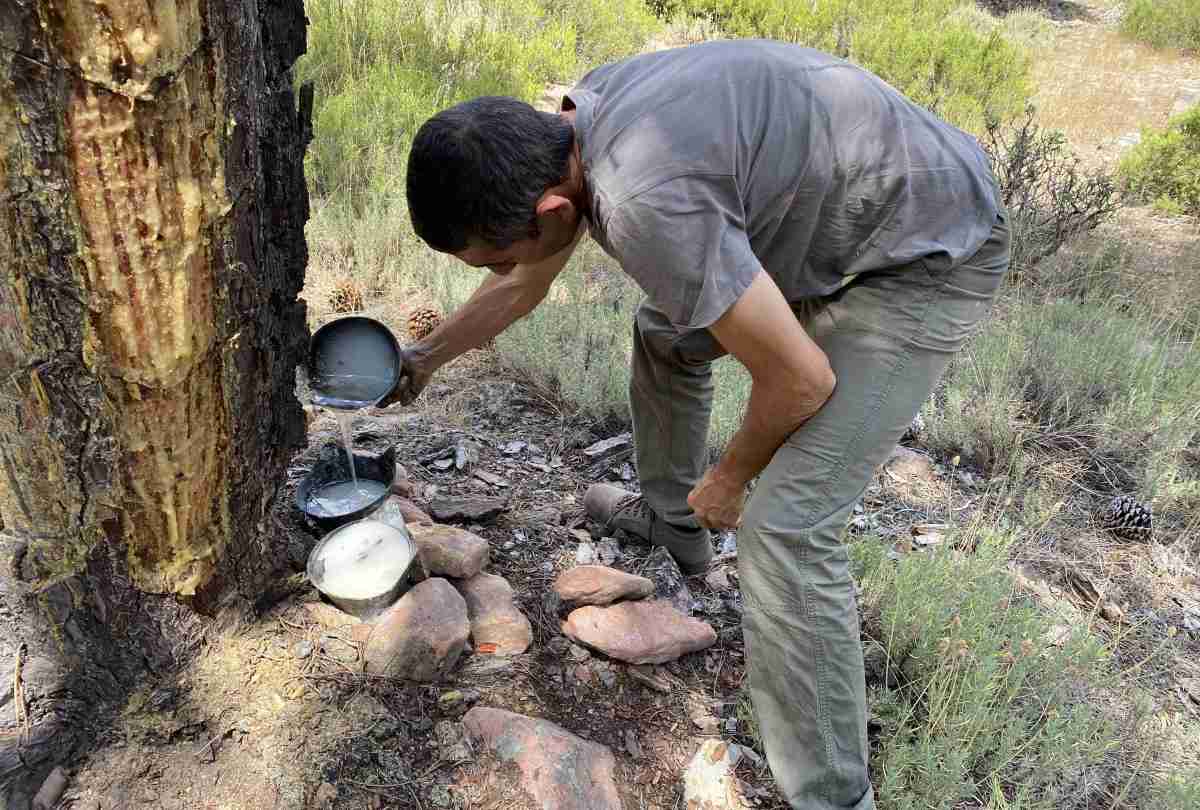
[584,484,713,575]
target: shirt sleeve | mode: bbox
[602,174,762,331]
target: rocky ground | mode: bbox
[53,349,1200,809]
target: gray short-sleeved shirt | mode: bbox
[564,40,1002,330]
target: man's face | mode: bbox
[453,207,580,275]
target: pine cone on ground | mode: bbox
[407,306,442,341]
[1099,495,1153,541]
[327,276,364,314]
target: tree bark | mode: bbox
[0,0,310,802]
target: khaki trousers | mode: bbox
[629,214,1010,809]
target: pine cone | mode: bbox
[407,306,442,341]
[1100,495,1152,541]
[327,276,364,314]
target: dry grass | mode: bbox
[1031,20,1200,165]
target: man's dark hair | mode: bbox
[406,96,575,252]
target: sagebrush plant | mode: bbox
[924,292,1200,502]
[1117,106,1200,218]
[1121,0,1200,52]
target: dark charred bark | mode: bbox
[0,0,310,802]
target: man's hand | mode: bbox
[391,344,435,406]
[687,466,746,531]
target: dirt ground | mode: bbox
[56,346,1200,810]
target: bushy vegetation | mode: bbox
[1117,106,1200,217]
[649,0,1032,132]
[1121,0,1200,52]
[854,527,1114,810]
[297,0,657,209]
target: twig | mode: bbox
[12,643,29,743]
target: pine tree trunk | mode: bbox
[0,0,311,802]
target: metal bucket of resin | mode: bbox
[295,446,397,531]
[306,518,417,619]
[308,316,403,409]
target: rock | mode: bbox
[576,542,597,565]
[313,782,338,809]
[463,707,621,810]
[429,495,508,523]
[568,643,591,662]
[388,496,433,526]
[623,729,643,759]
[704,568,731,592]
[438,689,480,713]
[554,565,655,606]
[683,740,746,810]
[454,573,533,655]
[292,640,314,659]
[527,506,562,527]
[582,433,631,459]
[1101,602,1124,623]
[301,601,361,631]
[885,446,936,483]
[1171,82,1200,117]
[645,546,698,615]
[390,465,416,498]
[562,600,717,664]
[409,524,489,578]
[430,785,452,807]
[596,538,620,566]
[32,766,68,810]
[363,578,469,681]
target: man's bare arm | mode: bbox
[687,269,836,528]
[390,228,583,404]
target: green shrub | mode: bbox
[925,294,1200,500]
[851,527,1115,809]
[1117,106,1200,218]
[1121,0,1200,52]
[297,0,577,206]
[650,0,1033,132]
[550,0,662,67]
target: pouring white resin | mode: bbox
[306,479,389,518]
[308,519,416,607]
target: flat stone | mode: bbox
[554,565,655,606]
[885,446,936,482]
[683,740,746,810]
[562,600,717,665]
[409,524,489,578]
[463,707,621,810]
[704,567,731,592]
[429,495,508,523]
[454,573,532,655]
[363,578,469,681]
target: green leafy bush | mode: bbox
[851,527,1116,810]
[1121,0,1200,52]
[1117,106,1200,217]
[550,0,662,67]
[647,0,1033,132]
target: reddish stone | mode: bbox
[454,573,532,655]
[408,524,489,578]
[553,565,655,606]
[463,707,621,810]
[562,600,716,665]
[362,578,468,681]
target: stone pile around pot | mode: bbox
[314,485,532,682]
[553,564,717,665]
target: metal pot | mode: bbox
[308,316,403,409]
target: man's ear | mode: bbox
[535,193,575,221]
